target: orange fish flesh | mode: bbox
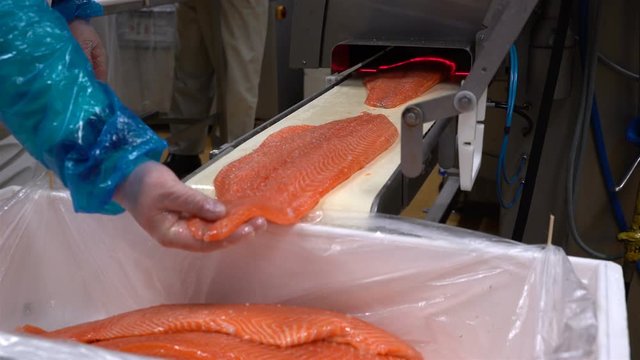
[21,304,422,360]
[364,69,445,109]
[188,112,398,241]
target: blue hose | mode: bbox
[590,100,630,230]
[579,0,630,232]
[497,45,525,209]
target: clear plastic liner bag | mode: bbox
[0,333,146,360]
[0,179,623,359]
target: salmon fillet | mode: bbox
[364,69,445,109]
[22,304,422,360]
[188,112,398,241]
[96,332,405,359]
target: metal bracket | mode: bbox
[401,93,457,177]
[458,89,487,191]
[401,0,539,181]
[424,175,460,223]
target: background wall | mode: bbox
[478,0,639,357]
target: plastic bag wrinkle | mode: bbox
[0,187,603,359]
[0,333,148,360]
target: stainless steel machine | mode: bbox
[185,0,540,222]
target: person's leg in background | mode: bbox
[164,0,217,178]
[217,0,269,142]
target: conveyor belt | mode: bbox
[186,78,458,214]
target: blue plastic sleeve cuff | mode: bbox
[52,0,104,22]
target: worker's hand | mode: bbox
[68,19,108,82]
[114,161,266,252]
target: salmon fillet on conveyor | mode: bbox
[21,304,423,360]
[364,69,446,109]
[187,112,399,242]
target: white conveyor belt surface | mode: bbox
[187,78,459,214]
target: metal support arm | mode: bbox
[401,93,457,177]
[401,0,539,179]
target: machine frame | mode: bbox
[401,0,539,192]
[187,0,542,222]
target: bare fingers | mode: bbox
[157,216,267,253]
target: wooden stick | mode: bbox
[48,171,54,190]
[547,214,555,246]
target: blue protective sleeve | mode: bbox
[51,0,104,22]
[0,0,167,214]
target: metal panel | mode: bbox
[318,0,493,67]
[289,0,327,68]
[274,1,304,113]
[256,0,304,119]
